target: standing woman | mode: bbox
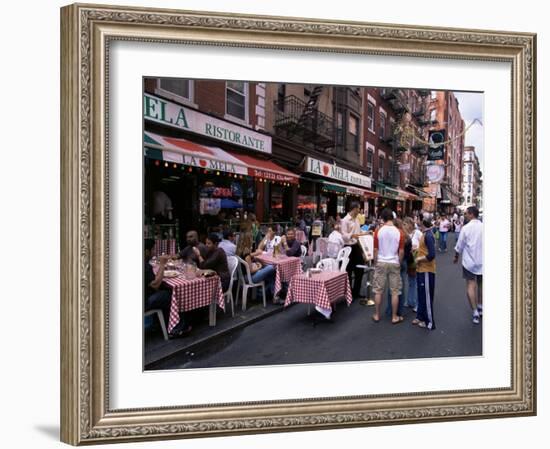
[413,219,437,330]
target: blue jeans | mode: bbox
[385,261,407,317]
[406,274,418,308]
[251,264,276,296]
[439,231,448,251]
[145,289,172,328]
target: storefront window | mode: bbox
[337,196,345,215]
[270,184,284,216]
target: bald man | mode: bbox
[179,230,207,263]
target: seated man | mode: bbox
[218,229,237,257]
[194,233,231,292]
[144,239,191,337]
[280,228,302,257]
[179,230,207,264]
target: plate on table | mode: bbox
[163,270,180,278]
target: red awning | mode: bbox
[230,153,299,184]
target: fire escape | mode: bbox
[273,85,335,151]
[380,88,432,187]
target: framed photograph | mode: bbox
[60,3,536,445]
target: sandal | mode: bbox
[412,319,420,325]
[371,315,380,323]
[392,316,404,325]
[417,321,427,328]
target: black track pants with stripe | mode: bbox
[416,272,436,330]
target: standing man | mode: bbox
[438,214,451,252]
[371,208,405,324]
[341,201,370,299]
[413,218,437,330]
[454,206,483,324]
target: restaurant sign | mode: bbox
[159,150,248,176]
[144,93,272,154]
[249,168,296,183]
[305,157,371,189]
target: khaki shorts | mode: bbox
[373,262,402,295]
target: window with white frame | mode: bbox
[367,102,375,133]
[226,81,248,122]
[156,78,194,104]
[366,143,375,176]
[349,114,359,152]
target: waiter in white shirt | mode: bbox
[341,201,370,299]
[454,206,483,324]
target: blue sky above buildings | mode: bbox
[454,91,484,173]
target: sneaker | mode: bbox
[472,315,480,325]
[477,305,483,316]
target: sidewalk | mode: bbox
[144,300,285,368]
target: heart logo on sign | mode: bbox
[199,159,207,167]
[322,165,330,176]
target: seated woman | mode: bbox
[253,227,277,256]
[236,231,276,300]
[193,233,230,292]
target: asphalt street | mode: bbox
[154,234,482,370]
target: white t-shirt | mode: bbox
[439,219,451,232]
[374,224,404,265]
[454,219,483,274]
[410,229,423,250]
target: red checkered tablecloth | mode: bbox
[255,253,302,296]
[162,274,224,333]
[285,271,352,310]
[153,239,177,257]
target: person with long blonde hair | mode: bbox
[236,231,276,301]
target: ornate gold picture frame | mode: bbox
[60,3,536,445]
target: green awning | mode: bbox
[321,182,347,194]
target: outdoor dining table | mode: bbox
[254,253,303,297]
[160,272,225,331]
[284,271,353,310]
[153,238,177,257]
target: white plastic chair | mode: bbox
[224,256,238,317]
[336,246,352,272]
[326,241,342,258]
[144,309,169,341]
[235,256,267,311]
[300,245,308,258]
[316,258,339,271]
[313,237,329,262]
